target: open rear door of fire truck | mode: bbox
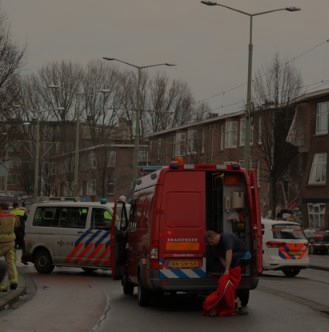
[111,200,129,279]
[248,169,263,275]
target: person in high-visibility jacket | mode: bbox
[11,202,27,250]
[0,202,20,291]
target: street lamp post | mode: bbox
[23,111,41,201]
[33,115,40,201]
[201,1,300,171]
[102,57,176,185]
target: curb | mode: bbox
[309,265,329,272]
[0,267,27,311]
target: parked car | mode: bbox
[261,219,309,277]
[304,228,329,255]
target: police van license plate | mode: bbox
[168,260,199,268]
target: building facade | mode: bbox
[2,88,329,229]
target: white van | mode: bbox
[261,219,309,277]
[22,201,129,274]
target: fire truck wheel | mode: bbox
[137,277,152,306]
[236,289,249,307]
[122,275,134,295]
[34,248,55,274]
[282,266,300,277]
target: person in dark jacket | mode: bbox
[205,230,246,274]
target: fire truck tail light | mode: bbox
[150,241,158,259]
[266,241,287,248]
[150,241,163,269]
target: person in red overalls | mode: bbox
[204,230,248,316]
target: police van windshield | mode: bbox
[272,224,306,240]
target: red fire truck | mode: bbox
[111,159,262,306]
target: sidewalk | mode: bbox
[0,250,28,311]
[0,267,27,311]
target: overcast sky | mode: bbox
[2,0,329,114]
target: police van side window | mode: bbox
[58,207,87,228]
[33,207,58,227]
[33,207,88,228]
[91,208,112,230]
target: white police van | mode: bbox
[22,201,129,274]
[261,218,309,277]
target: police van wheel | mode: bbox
[138,278,152,306]
[282,266,300,278]
[34,248,55,274]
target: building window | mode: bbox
[157,139,161,161]
[87,179,96,195]
[258,116,263,145]
[50,162,56,175]
[138,150,149,166]
[70,158,74,172]
[224,121,237,148]
[90,152,97,169]
[307,203,325,228]
[107,151,116,168]
[316,101,329,135]
[187,129,197,155]
[240,117,253,147]
[64,181,71,196]
[239,118,245,146]
[7,173,18,185]
[174,132,186,157]
[107,178,115,195]
[220,124,224,151]
[60,160,69,175]
[308,153,327,184]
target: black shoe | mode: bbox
[235,308,248,316]
[21,260,28,265]
[10,284,17,290]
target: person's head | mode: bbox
[0,202,9,211]
[13,202,19,208]
[205,230,220,246]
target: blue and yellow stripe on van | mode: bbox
[64,229,111,267]
[159,258,206,279]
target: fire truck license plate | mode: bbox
[169,260,199,268]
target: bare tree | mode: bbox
[143,73,208,134]
[12,57,210,198]
[0,6,26,121]
[253,53,303,218]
